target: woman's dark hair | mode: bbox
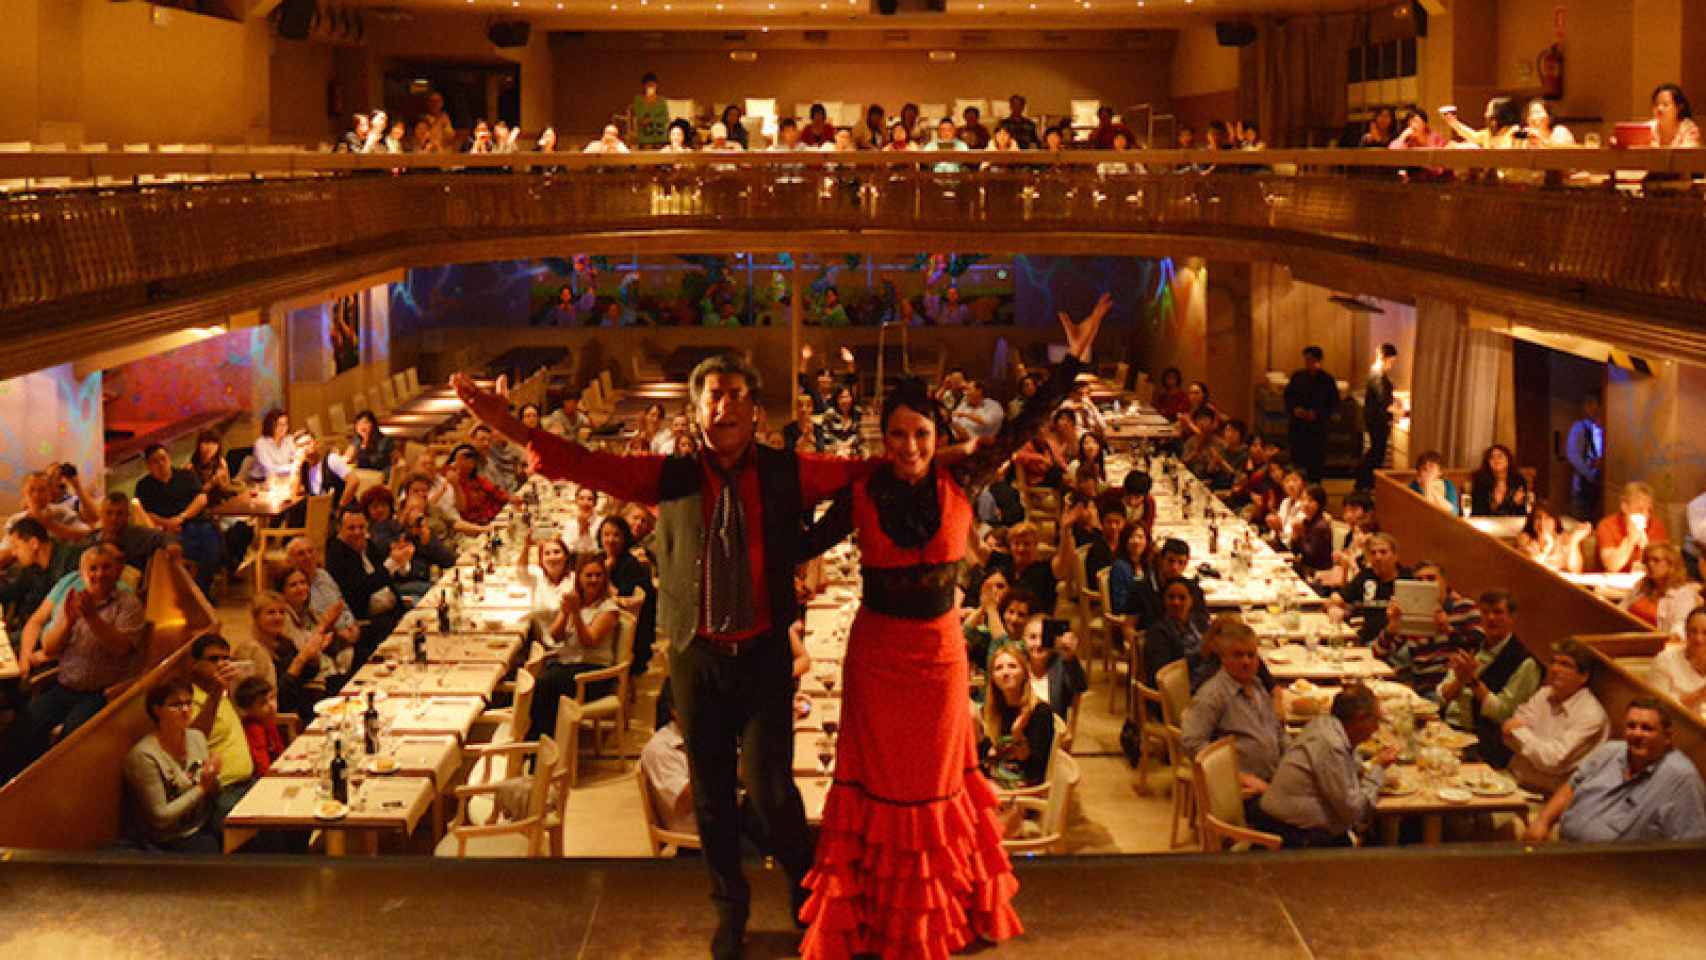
[1122,471,1153,497]
[1472,443,1515,489]
[233,676,274,711]
[1159,367,1183,388]
[810,102,827,120]
[720,104,742,125]
[1076,432,1106,478]
[667,118,695,146]
[1416,450,1444,471]
[1051,409,1077,429]
[1303,484,1329,508]
[1490,97,1522,131]
[1653,83,1694,120]
[1521,500,1560,540]
[880,376,952,438]
[191,430,223,468]
[519,403,541,420]
[354,410,379,433]
[1161,576,1195,608]
[1189,380,1212,402]
[832,385,856,413]
[597,514,634,557]
[360,484,396,514]
[449,443,479,469]
[277,565,310,593]
[144,677,195,723]
[260,408,287,438]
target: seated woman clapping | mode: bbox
[123,678,222,853]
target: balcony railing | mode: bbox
[2,149,1704,329]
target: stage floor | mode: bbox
[4,845,1705,958]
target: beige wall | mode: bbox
[270,38,337,144]
[78,1,256,145]
[0,0,42,141]
[1169,25,1239,99]
[549,44,1172,139]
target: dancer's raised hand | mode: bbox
[1058,293,1113,362]
[452,373,529,444]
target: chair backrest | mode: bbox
[509,668,537,748]
[304,414,324,440]
[1070,99,1102,127]
[1195,736,1250,832]
[665,98,696,123]
[612,612,637,672]
[378,378,399,411]
[1156,658,1191,727]
[836,102,863,128]
[598,369,615,398]
[392,371,410,402]
[349,389,369,416]
[635,755,701,855]
[405,367,422,396]
[303,493,335,547]
[548,698,582,829]
[1040,750,1080,837]
[327,402,349,436]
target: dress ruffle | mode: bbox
[798,769,1023,960]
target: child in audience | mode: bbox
[235,677,286,776]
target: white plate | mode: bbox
[315,800,350,820]
[365,756,401,775]
[1266,651,1292,663]
[1436,786,1473,804]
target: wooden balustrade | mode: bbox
[2,153,1705,379]
[0,553,219,850]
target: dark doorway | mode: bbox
[1512,339,1604,511]
[382,61,523,141]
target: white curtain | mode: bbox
[1409,298,1514,467]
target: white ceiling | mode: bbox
[351,0,1381,29]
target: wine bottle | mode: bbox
[413,622,429,664]
[363,692,381,756]
[437,591,451,635]
[330,737,349,805]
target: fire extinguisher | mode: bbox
[1537,43,1565,100]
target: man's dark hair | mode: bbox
[1160,537,1190,559]
[1331,683,1379,725]
[1554,639,1597,680]
[104,491,130,508]
[1095,490,1125,518]
[143,443,168,461]
[1303,345,1325,361]
[1627,696,1674,730]
[688,353,763,410]
[1379,342,1398,359]
[470,423,492,437]
[1222,418,1247,439]
[7,516,48,544]
[999,587,1040,617]
[1122,472,1153,497]
[641,71,658,85]
[1344,491,1375,512]
[1303,484,1329,507]
[191,633,232,660]
[1477,589,1517,613]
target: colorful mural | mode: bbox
[0,364,104,504]
[104,326,283,424]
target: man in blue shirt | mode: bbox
[1564,393,1604,520]
[1525,697,1706,843]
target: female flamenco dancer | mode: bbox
[798,294,1111,959]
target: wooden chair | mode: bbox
[1095,567,1132,713]
[378,378,399,414]
[1192,737,1282,853]
[469,667,537,785]
[1154,659,1196,848]
[637,764,701,857]
[544,698,583,856]
[349,389,371,418]
[252,493,332,594]
[574,613,637,775]
[304,414,325,441]
[435,736,558,858]
[327,402,349,437]
[404,367,422,398]
[392,372,411,404]
[997,714,1069,802]
[1002,751,1080,855]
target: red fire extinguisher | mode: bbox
[1537,43,1565,100]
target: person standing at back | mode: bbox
[1285,346,1338,482]
[1356,343,1398,491]
[1566,393,1604,521]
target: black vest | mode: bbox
[1473,636,1536,768]
[653,445,804,651]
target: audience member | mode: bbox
[186,634,256,823]
[1597,482,1669,574]
[1182,621,1286,807]
[1501,640,1608,793]
[251,408,303,482]
[283,537,361,653]
[1408,451,1461,516]
[1284,346,1337,482]
[1371,561,1481,699]
[249,588,334,722]
[0,470,92,569]
[641,711,697,834]
[1621,542,1699,638]
[1646,82,1701,148]
[1143,576,1205,686]
[1,545,146,781]
[1258,684,1394,847]
[1289,484,1336,576]
[997,94,1040,150]
[471,424,527,492]
[529,556,622,742]
[1082,491,1128,584]
[951,379,1005,440]
[1356,344,1399,491]
[1020,614,1088,712]
[979,644,1056,790]
[88,492,169,575]
[631,73,670,149]
[323,508,409,663]
[1151,367,1189,420]
[1470,443,1529,516]
[1001,521,1071,616]
[963,582,1034,679]
[122,678,220,852]
[1651,607,1706,717]
[1518,502,1588,573]
[1525,698,1706,843]
[561,487,605,555]
[1106,523,1153,621]
[1329,532,1411,644]
[960,105,991,149]
[447,443,509,526]
[234,677,286,777]
[1439,590,1539,767]
[0,517,55,637]
[134,444,222,594]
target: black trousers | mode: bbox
[1290,425,1328,482]
[669,628,813,920]
[1355,425,1389,490]
[528,661,616,741]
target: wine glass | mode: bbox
[815,734,835,777]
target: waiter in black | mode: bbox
[1285,345,1339,483]
[1356,343,1398,491]
[456,360,876,959]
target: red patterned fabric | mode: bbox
[800,471,1023,959]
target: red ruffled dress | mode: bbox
[799,470,1023,959]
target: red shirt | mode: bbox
[242,718,286,776]
[526,429,878,640]
[1594,512,1670,573]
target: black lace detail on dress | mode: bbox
[868,462,943,550]
[861,562,960,619]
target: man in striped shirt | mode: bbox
[1372,561,1482,700]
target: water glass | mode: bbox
[349,765,368,812]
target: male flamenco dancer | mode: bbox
[455,358,876,959]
